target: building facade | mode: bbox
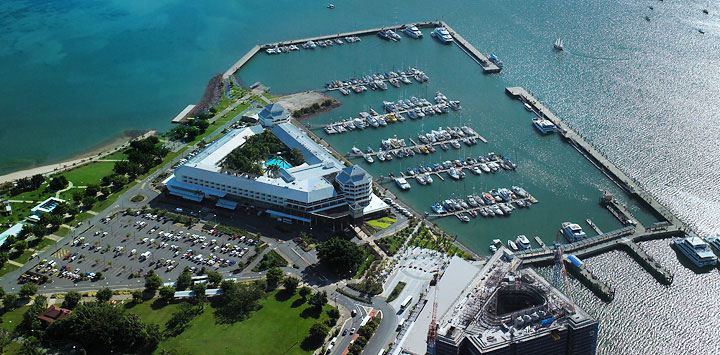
[165,104,387,223]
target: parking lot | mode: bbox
[23,210,260,289]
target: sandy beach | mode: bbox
[0,130,155,184]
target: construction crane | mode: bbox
[427,287,439,355]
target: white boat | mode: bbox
[673,237,717,268]
[394,177,411,191]
[364,155,374,164]
[423,173,433,184]
[507,240,519,251]
[431,27,454,43]
[403,25,423,39]
[351,146,362,155]
[533,117,557,134]
[515,235,531,250]
[705,236,720,252]
[554,37,564,51]
[561,222,587,243]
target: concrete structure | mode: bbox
[166,104,387,222]
[27,197,64,223]
[400,251,598,355]
[171,104,196,124]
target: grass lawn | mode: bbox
[8,183,53,202]
[126,301,182,330]
[32,237,56,252]
[387,281,406,302]
[157,291,331,355]
[54,226,71,238]
[365,217,397,230]
[0,262,19,277]
[60,161,116,186]
[102,150,128,161]
[0,306,29,332]
[0,202,33,225]
[12,249,35,265]
[252,250,289,272]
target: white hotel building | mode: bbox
[165,103,388,223]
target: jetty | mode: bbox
[397,158,514,184]
[222,21,501,79]
[349,132,487,160]
[426,195,537,219]
[505,86,683,228]
[564,256,615,302]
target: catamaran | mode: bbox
[554,38,564,51]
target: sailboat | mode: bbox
[553,38,564,51]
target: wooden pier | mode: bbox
[426,195,537,219]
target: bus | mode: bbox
[400,296,413,310]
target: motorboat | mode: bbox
[431,27,454,43]
[403,25,423,39]
[673,237,717,268]
[431,203,445,214]
[511,186,529,198]
[561,222,587,243]
[394,177,411,190]
[533,117,557,134]
[363,155,374,164]
[488,53,503,69]
[516,235,531,250]
[507,240,519,251]
[448,168,461,180]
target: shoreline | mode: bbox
[0,130,154,184]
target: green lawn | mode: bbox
[0,202,33,225]
[157,291,331,354]
[8,183,53,202]
[54,226,71,238]
[0,306,29,332]
[126,301,182,330]
[102,150,128,161]
[60,161,116,186]
[0,262,19,277]
[32,237,56,252]
[12,249,35,265]
[365,217,397,230]
[252,250,289,272]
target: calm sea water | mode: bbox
[2,0,719,353]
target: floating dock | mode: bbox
[426,194,538,219]
[320,102,457,135]
[619,238,673,285]
[350,131,487,160]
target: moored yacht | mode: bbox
[403,25,423,39]
[515,235,531,250]
[394,177,411,191]
[533,117,557,134]
[673,237,717,268]
[561,222,587,242]
[431,27,454,43]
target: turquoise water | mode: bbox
[2,1,720,353]
[265,157,292,169]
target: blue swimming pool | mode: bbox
[265,157,292,169]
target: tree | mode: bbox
[265,267,283,290]
[327,307,340,321]
[144,271,163,294]
[19,283,38,299]
[206,270,222,288]
[306,322,329,347]
[298,286,312,300]
[48,176,68,191]
[158,286,176,304]
[17,295,47,336]
[19,336,44,355]
[176,267,193,291]
[282,277,299,294]
[215,282,263,323]
[0,329,11,354]
[317,237,364,275]
[62,291,82,309]
[96,288,112,303]
[46,302,161,354]
[308,291,328,310]
[3,294,19,311]
[132,290,144,304]
[191,283,206,303]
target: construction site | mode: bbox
[392,249,598,355]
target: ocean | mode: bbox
[1,0,719,353]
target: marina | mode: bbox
[321,93,461,135]
[324,67,429,95]
[426,186,538,221]
[390,153,517,186]
[348,126,487,162]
